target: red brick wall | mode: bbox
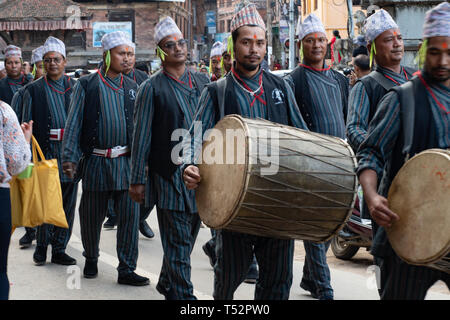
[82,3,160,52]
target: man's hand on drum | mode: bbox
[359,169,399,228]
[183,165,201,190]
[366,194,400,228]
[129,184,145,204]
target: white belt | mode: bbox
[92,146,130,158]
[49,129,64,141]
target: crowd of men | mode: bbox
[2,0,449,300]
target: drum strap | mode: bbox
[216,77,227,120]
[398,81,415,161]
[367,70,397,91]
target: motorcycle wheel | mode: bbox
[331,236,360,260]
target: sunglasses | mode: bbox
[161,39,188,51]
[43,57,63,64]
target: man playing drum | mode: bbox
[357,2,450,299]
[183,3,308,300]
[346,9,416,222]
[285,14,350,300]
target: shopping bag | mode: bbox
[10,135,68,229]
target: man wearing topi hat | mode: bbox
[62,31,149,286]
[0,45,31,105]
[285,13,350,300]
[347,8,416,169]
[21,37,78,267]
[129,16,209,300]
[357,2,450,300]
[183,2,308,300]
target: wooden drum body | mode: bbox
[387,149,450,273]
[195,115,358,242]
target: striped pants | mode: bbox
[214,230,294,300]
[78,190,139,274]
[156,208,201,300]
[376,254,450,300]
[36,182,78,254]
[302,240,333,298]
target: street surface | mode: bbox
[7,186,449,300]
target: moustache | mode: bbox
[432,67,450,72]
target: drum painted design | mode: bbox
[387,149,450,273]
[196,115,358,242]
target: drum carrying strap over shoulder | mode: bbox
[368,71,397,91]
[215,77,227,120]
[397,80,415,161]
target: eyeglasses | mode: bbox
[161,39,188,51]
[43,57,63,64]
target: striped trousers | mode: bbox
[376,254,450,300]
[214,230,294,300]
[36,182,78,254]
[155,208,201,300]
[78,190,139,274]
[302,240,333,298]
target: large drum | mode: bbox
[195,115,358,242]
[387,149,450,273]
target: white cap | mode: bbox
[155,16,182,45]
[31,46,45,64]
[210,41,223,58]
[297,13,326,40]
[43,36,66,58]
[101,31,133,51]
[4,45,22,59]
[423,2,450,39]
[363,9,399,44]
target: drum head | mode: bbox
[196,115,250,228]
[387,149,450,265]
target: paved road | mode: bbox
[7,187,449,300]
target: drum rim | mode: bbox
[218,115,253,228]
[196,115,252,228]
[387,149,450,265]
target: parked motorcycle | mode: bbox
[331,187,372,260]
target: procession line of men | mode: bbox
[4,0,449,300]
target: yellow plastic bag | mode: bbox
[10,136,68,229]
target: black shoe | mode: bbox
[51,252,77,265]
[139,221,155,239]
[118,272,150,286]
[244,264,259,284]
[156,283,177,300]
[83,259,98,279]
[33,246,47,266]
[19,231,36,249]
[202,242,216,268]
[103,216,117,229]
[300,279,319,299]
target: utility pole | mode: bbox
[347,0,354,40]
[267,0,272,65]
[288,0,295,70]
